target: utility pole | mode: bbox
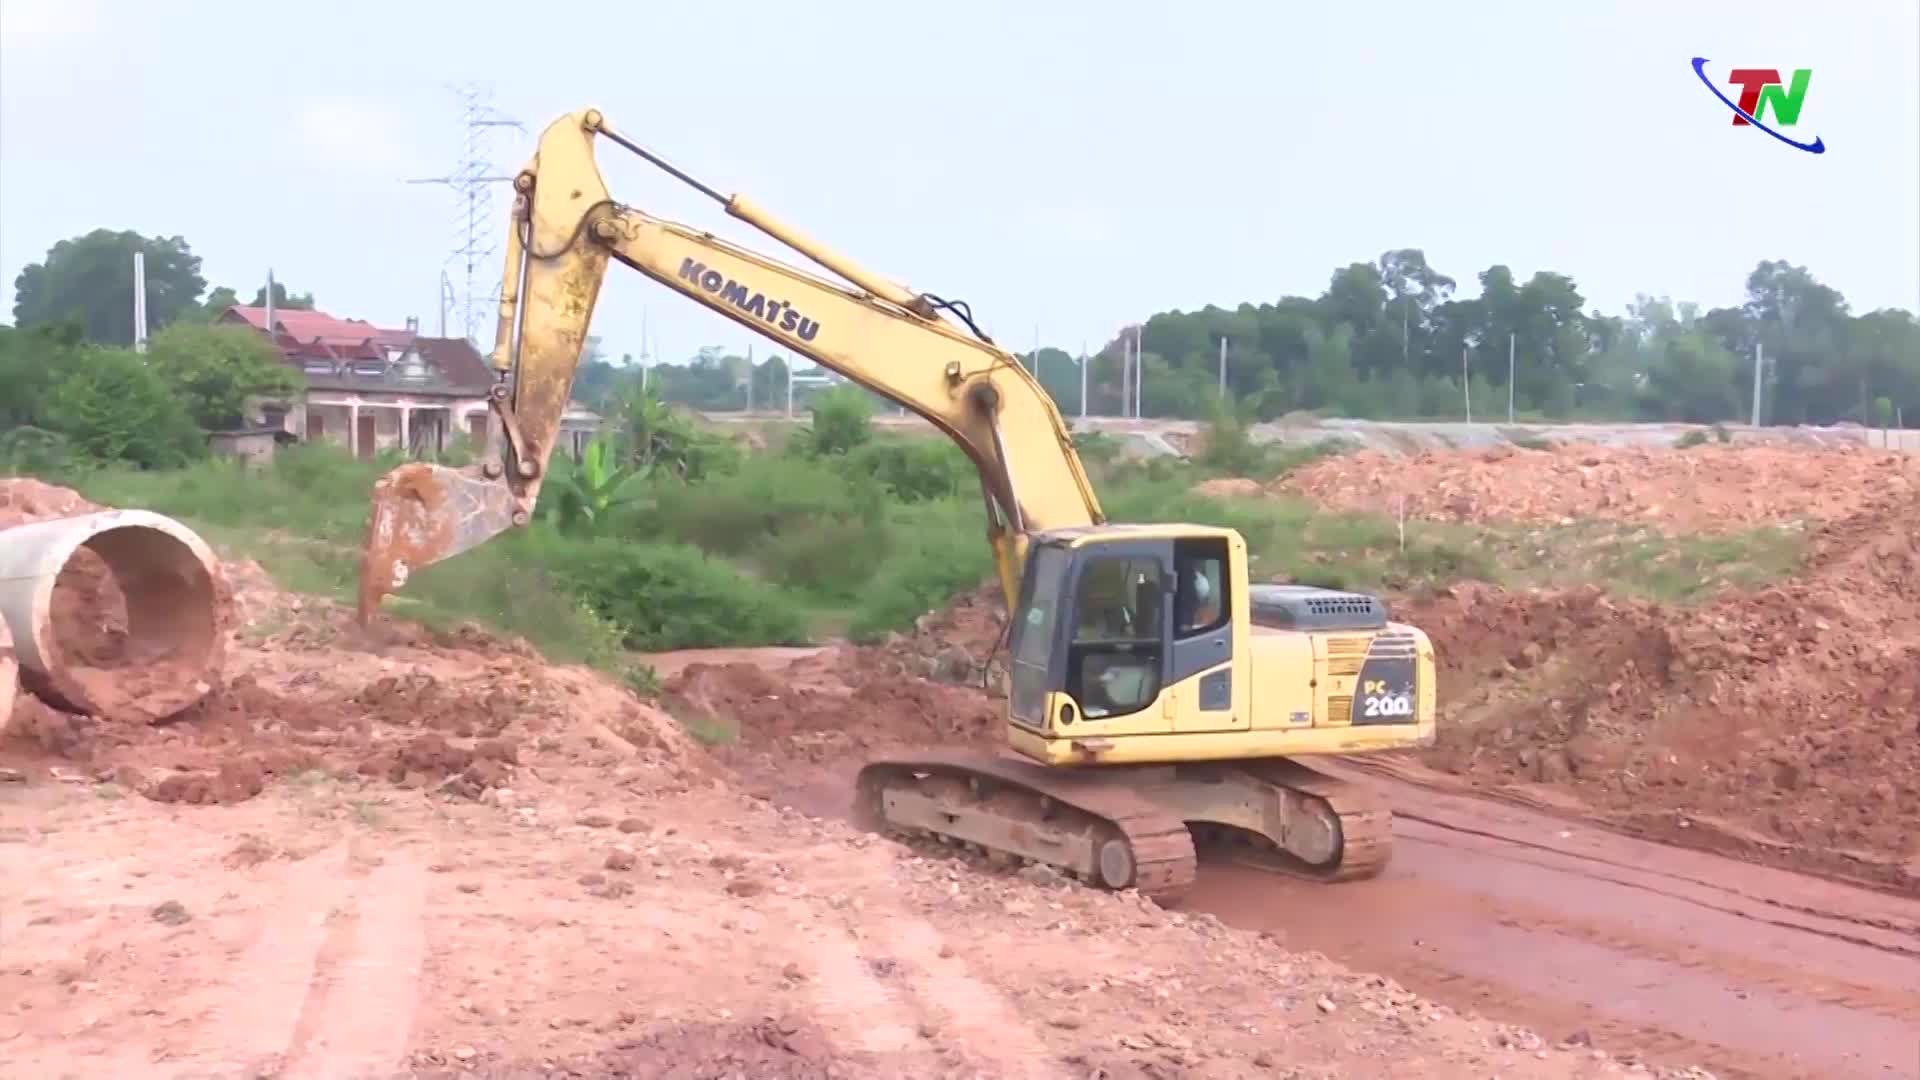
[1033,325,1041,381]
[1218,336,1228,399]
[1507,332,1516,423]
[132,252,149,354]
[1463,344,1472,423]
[1078,340,1088,420]
[745,343,754,415]
[1750,342,1764,426]
[1134,326,1146,418]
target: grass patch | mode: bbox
[51,444,810,664]
[1099,478,1497,594]
[1488,520,1807,602]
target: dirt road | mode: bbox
[1200,762,1920,1080]
[0,729,1641,1080]
[729,738,1920,1080]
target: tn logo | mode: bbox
[1726,68,1812,127]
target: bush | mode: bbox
[0,427,74,473]
[538,534,810,650]
[790,384,875,457]
[45,347,205,468]
[842,438,974,502]
[144,322,303,429]
[846,500,996,642]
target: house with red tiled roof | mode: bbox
[219,305,601,460]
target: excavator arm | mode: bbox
[358,107,1104,621]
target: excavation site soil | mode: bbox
[4,479,1664,1080]
[656,441,1920,1079]
[5,444,1919,1079]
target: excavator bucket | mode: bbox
[357,461,517,623]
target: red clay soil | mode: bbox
[412,1017,855,1080]
[47,547,130,668]
[1277,443,1918,532]
[1399,484,1920,890]
[0,477,99,527]
[659,583,1013,776]
[678,500,1920,891]
[0,481,712,811]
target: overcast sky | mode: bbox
[2,0,1915,370]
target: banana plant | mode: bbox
[555,434,652,534]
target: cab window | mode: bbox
[1068,555,1162,718]
[1174,538,1229,637]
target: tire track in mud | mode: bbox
[1391,812,1920,960]
[170,840,358,1078]
[862,911,1068,1080]
[766,892,1069,1080]
[784,911,927,1058]
[1184,772,1920,1080]
[1333,757,1920,951]
[156,841,429,1079]
[1341,754,1920,905]
[282,852,429,1079]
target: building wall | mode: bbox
[256,389,600,461]
[208,433,279,467]
[299,399,490,459]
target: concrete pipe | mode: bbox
[0,614,14,737]
[0,509,228,724]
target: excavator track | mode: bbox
[1188,757,1393,884]
[854,750,1199,905]
[852,752,1393,904]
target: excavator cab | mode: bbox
[1006,525,1244,746]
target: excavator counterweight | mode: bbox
[356,109,1438,902]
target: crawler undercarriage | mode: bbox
[852,751,1391,905]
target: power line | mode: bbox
[406,82,525,344]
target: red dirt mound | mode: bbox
[0,478,99,528]
[1279,443,1917,532]
[1403,485,1920,888]
[664,656,1002,759]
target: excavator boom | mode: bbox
[358,108,1102,621]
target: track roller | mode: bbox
[852,751,1392,903]
[854,750,1197,904]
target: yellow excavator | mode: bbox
[357,109,1437,904]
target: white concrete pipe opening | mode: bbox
[0,509,228,724]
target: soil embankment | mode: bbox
[3,479,1649,1078]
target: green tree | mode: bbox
[12,229,208,345]
[793,384,875,456]
[144,322,304,429]
[45,348,204,467]
[190,286,242,322]
[0,320,84,430]
[249,280,316,310]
